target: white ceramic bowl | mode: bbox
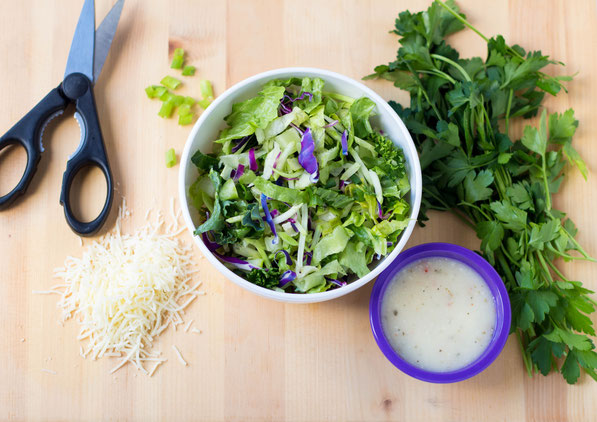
[179,67,422,303]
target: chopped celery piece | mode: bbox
[178,113,194,125]
[159,90,172,101]
[197,98,213,109]
[170,48,184,69]
[161,75,181,90]
[158,101,175,118]
[182,65,196,76]
[199,80,214,99]
[178,104,192,116]
[165,148,177,168]
[145,85,167,99]
[183,96,196,106]
[170,95,184,106]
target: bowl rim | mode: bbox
[179,66,423,303]
[369,242,512,383]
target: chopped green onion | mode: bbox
[145,85,157,98]
[178,113,194,125]
[170,95,185,106]
[197,98,213,109]
[158,101,175,118]
[183,96,196,106]
[145,85,168,99]
[161,75,181,90]
[165,148,177,167]
[182,65,196,76]
[199,80,214,99]
[170,48,185,69]
[178,104,192,116]
[159,89,172,101]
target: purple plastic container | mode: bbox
[369,242,511,383]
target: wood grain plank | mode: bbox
[0,1,596,421]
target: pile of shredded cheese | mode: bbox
[48,199,202,376]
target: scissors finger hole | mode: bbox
[0,141,28,197]
[68,164,108,223]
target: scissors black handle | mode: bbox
[0,73,114,236]
[0,87,68,208]
[59,72,114,236]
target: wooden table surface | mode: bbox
[1,1,597,421]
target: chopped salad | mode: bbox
[189,77,411,293]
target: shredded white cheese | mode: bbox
[172,345,187,366]
[50,199,202,376]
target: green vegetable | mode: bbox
[246,268,281,289]
[158,101,175,118]
[171,48,185,69]
[188,77,411,293]
[178,114,194,125]
[369,0,596,384]
[200,79,214,99]
[145,85,167,99]
[160,75,182,90]
[182,65,196,76]
[165,148,177,168]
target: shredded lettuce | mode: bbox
[189,77,411,293]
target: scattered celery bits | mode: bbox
[182,65,196,76]
[145,48,212,126]
[161,75,181,90]
[165,148,177,168]
[171,48,185,69]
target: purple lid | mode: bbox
[369,242,511,383]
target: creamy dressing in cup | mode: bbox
[369,243,511,383]
[380,257,497,372]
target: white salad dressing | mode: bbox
[381,257,497,372]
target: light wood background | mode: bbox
[1,1,596,421]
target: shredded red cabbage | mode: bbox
[287,217,299,233]
[275,249,292,265]
[261,193,278,245]
[304,251,313,265]
[341,130,348,156]
[298,128,319,183]
[326,277,347,287]
[215,252,259,271]
[273,151,281,169]
[201,232,221,251]
[232,164,245,181]
[279,270,297,287]
[249,148,258,172]
[290,122,304,135]
[323,120,338,128]
[231,136,250,153]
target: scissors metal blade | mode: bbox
[64,0,95,82]
[93,0,125,83]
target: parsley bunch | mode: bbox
[367,0,597,383]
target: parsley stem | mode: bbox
[505,89,513,136]
[544,257,567,281]
[435,0,489,42]
[425,189,476,229]
[559,227,596,261]
[546,244,596,262]
[542,156,552,211]
[418,69,457,85]
[405,63,443,120]
[496,250,516,285]
[516,330,533,377]
[430,54,471,82]
[536,251,554,284]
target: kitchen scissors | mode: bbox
[0,0,124,235]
